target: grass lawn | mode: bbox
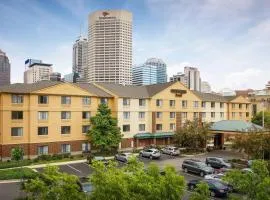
[0,168,37,180]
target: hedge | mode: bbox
[0,168,37,180]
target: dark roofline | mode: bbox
[29,63,52,67]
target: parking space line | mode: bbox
[67,164,82,174]
[82,162,90,167]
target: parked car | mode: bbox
[78,177,93,195]
[115,152,133,162]
[204,173,233,192]
[161,146,180,156]
[206,157,232,169]
[139,148,161,159]
[242,168,253,174]
[188,179,230,197]
[182,159,214,177]
[88,156,108,165]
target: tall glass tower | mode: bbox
[0,49,10,86]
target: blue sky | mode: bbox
[0,0,270,91]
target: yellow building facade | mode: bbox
[0,81,252,159]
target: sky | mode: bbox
[0,0,270,91]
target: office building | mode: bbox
[145,58,167,83]
[0,81,252,159]
[201,81,211,93]
[184,66,201,91]
[49,72,62,81]
[169,72,186,84]
[64,72,80,83]
[0,49,10,86]
[87,10,132,85]
[24,59,53,83]
[72,36,88,78]
[132,64,157,85]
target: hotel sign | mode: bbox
[99,11,116,19]
[170,89,187,97]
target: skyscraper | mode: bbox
[24,59,53,83]
[169,72,187,84]
[87,10,132,85]
[132,58,167,85]
[184,67,201,91]
[0,49,10,86]
[201,81,211,93]
[72,36,88,79]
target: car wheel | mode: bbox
[150,155,153,160]
[200,171,204,177]
[189,185,194,191]
[184,168,188,173]
[210,191,215,197]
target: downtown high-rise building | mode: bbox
[72,36,88,79]
[86,10,132,85]
[0,49,10,86]
[132,58,167,85]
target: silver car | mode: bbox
[161,146,180,156]
[115,152,133,162]
[139,148,161,159]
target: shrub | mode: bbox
[0,168,37,180]
[0,160,32,169]
[37,154,52,161]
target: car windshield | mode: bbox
[211,181,226,188]
[197,162,207,168]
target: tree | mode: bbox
[189,182,210,200]
[22,165,86,200]
[252,111,270,128]
[87,103,122,153]
[174,119,211,149]
[11,146,24,161]
[89,158,185,200]
[223,160,270,200]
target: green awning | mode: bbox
[134,132,174,139]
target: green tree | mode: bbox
[174,119,210,149]
[89,158,185,200]
[252,111,270,128]
[189,182,210,200]
[87,103,122,153]
[223,160,270,200]
[22,165,86,200]
[11,146,24,161]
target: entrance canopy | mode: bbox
[134,132,174,139]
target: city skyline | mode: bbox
[0,0,270,91]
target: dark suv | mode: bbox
[205,157,231,169]
[182,159,214,177]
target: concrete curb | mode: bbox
[26,159,87,169]
[182,152,207,157]
[0,179,21,184]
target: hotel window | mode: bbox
[156,124,162,131]
[156,99,163,107]
[123,125,130,132]
[232,104,236,109]
[201,112,206,119]
[201,102,206,108]
[211,112,215,118]
[138,112,145,119]
[100,98,108,104]
[181,112,187,119]
[211,102,215,108]
[170,123,176,131]
[194,112,199,119]
[156,112,162,119]
[82,143,91,152]
[38,127,48,136]
[232,112,236,119]
[82,111,91,119]
[193,101,199,108]
[61,144,71,153]
[139,99,146,106]
[170,112,176,119]
[123,98,130,106]
[139,124,145,131]
[123,112,130,119]
[11,127,23,136]
[38,95,49,104]
[239,104,242,109]
[246,104,249,109]
[61,96,71,104]
[246,112,250,117]
[220,112,224,118]
[220,103,224,108]
[38,111,48,120]
[61,111,71,119]
[182,100,188,108]
[82,125,90,134]
[11,111,23,120]
[169,100,175,107]
[38,146,48,155]
[61,126,71,134]
[11,95,23,104]
[82,97,91,105]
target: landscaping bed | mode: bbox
[0,168,37,180]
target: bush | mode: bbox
[0,160,32,169]
[37,154,52,161]
[0,168,37,180]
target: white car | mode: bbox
[139,148,161,159]
[161,146,180,156]
[204,173,225,181]
[115,152,133,163]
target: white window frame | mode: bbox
[38,146,48,155]
[61,96,71,105]
[123,112,130,119]
[11,95,23,104]
[139,124,145,132]
[11,127,23,136]
[38,111,48,120]
[82,97,91,105]
[61,144,71,153]
[61,111,71,119]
